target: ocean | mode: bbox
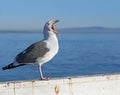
[0,32,120,81]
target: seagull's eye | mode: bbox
[47,23,50,25]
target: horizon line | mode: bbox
[0,26,120,32]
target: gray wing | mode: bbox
[16,41,49,63]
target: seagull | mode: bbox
[2,20,60,80]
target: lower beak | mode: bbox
[53,30,59,35]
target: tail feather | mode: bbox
[2,63,25,70]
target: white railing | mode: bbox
[1,74,120,95]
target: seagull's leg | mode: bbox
[38,64,49,80]
[38,64,44,79]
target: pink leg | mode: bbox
[38,65,50,80]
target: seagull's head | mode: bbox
[44,20,60,35]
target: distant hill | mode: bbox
[59,27,120,33]
[0,30,42,33]
[0,27,120,33]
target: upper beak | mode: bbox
[53,20,60,35]
[53,20,60,24]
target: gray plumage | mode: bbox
[2,41,49,70]
[16,41,49,63]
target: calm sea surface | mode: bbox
[1,32,120,81]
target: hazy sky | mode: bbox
[0,0,120,30]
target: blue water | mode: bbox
[1,32,120,81]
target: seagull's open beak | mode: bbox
[53,20,60,35]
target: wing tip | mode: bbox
[2,63,14,70]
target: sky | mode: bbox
[0,0,120,30]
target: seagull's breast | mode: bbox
[36,35,59,64]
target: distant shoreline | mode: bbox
[0,27,120,33]
[0,30,42,33]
